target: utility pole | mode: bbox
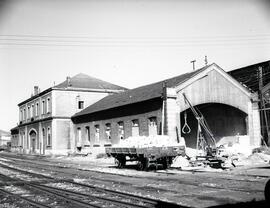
[191,60,196,71]
[258,66,270,145]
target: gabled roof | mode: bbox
[54,73,127,91]
[72,65,208,119]
[19,73,127,106]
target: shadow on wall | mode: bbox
[180,103,248,148]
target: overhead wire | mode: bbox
[0,34,269,47]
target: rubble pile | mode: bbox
[114,135,184,148]
[171,135,270,170]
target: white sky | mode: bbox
[0,0,270,131]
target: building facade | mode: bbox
[72,64,262,153]
[11,74,126,155]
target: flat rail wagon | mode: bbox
[106,145,185,170]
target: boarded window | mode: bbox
[149,117,158,136]
[132,119,139,136]
[118,121,124,140]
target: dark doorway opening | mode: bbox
[180,103,248,148]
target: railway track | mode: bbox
[0,155,265,194]
[0,162,182,208]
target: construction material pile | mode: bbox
[114,135,184,148]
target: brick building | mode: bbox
[72,63,261,152]
[11,73,126,155]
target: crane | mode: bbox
[182,93,224,168]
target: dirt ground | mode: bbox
[0,152,269,208]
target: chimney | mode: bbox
[34,86,39,96]
[66,76,72,87]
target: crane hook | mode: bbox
[182,111,191,134]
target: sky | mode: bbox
[0,0,270,132]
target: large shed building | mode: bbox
[71,63,261,152]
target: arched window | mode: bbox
[118,121,124,140]
[47,127,51,146]
[148,117,158,136]
[77,127,82,147]
[132,119,139,136]
[105,123,111,140]
[95,125,100,143]
[47,97,51,113]
[36,102,39,116]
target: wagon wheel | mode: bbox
[162,157,169,169]
[115,156,126,168]
[137,158,149,171]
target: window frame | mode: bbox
[105,123,111,140]
[47,127,51,147]
[118,121,125,140]
[94,124,100,143]
[47,97,51,113]
[78,100,84,110]
[85,126,90,142]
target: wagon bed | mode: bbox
[106,145,185,170]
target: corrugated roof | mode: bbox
[55,73,127,91]
[72,65,208,119]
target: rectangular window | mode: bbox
[36,103,39,116]
[47,127,51,146]
[47,98,51,113]
[78,101,84,109]
[42,100,45,114]
[20,109,23,121]
[77,127,82,148]
[95,125,100,143]
[118,121,124,140]
[31,104,34,118]
[132,119,139,136]
[85,126,90,142]
[105,123,111,140]
[148,117,158,136]
[27,106,30,119]
[23,108,26,120]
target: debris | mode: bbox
[171,156,189,168]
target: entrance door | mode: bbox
[29,130,37,153]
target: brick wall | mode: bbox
[73,99,163,148]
